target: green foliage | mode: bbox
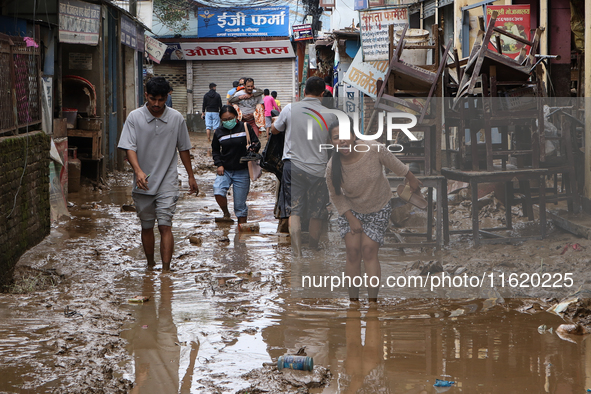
[153,0,191,33]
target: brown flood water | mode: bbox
[1,148,591,393]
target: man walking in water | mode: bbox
[118,76,199,271]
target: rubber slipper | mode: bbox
[215,216,234,223]
[396,184,428,210]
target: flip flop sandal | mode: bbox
[396,183,428,210]
[215,216,234,223]
[240,152,263,163]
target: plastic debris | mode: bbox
[548,298,578,315]
[560,243,585,255]
[538,324,554,334]
[277,355,314,371]
[434,379,455,387]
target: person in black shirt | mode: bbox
[202,83,223,142]
[212,105,260,224]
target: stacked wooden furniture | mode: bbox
[441,11,553,244]
[375,24,453,175]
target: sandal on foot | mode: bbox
[397,183,428,210]
[215,216,234,223]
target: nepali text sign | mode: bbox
[292,24,313,41]
[121,15,138,50]
[197,6,289,38]
[486,5,531,60]
[145,35,167,63]
[178,40,295,60]
[58,0,100,45]
[360,7,408,61]
[344,50,389,98]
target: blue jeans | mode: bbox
[213,168,250,217]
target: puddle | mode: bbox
[1,141,591,393]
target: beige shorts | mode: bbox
[132,190,179,229]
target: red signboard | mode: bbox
[486,5,531,60]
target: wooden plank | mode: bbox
[492,26,535,46]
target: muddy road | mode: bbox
[2,134,591,393]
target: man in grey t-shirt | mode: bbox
[270,76,333,256]
[118,77,199,271]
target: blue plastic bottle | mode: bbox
[277,355,314,371]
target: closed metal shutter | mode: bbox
[423,0,436,18]
[192,58,295,114]
[153,62,188,117]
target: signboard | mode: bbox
[58,0,101,45]
[145,35,167,63]
[343,50,388,97]
[197,6,289,38]
[360,7,409,61]
[68,52,93,70]
[354,0,368,11]
[162,43,185,61]
[343,84,361,115]
[292,24,313,41]
[137,27,145,53]
[176,40,295,61]
[121,15,138,50]
[486,5,531,60]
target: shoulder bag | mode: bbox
[244,123,262,181]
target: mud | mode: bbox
[2,133,591,393]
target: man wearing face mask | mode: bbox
[211,105,260,224]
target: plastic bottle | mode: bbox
[276,355,313,371]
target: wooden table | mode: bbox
[441,168,548,246]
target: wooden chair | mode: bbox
[453,11,543,108]
[374,24,453,174]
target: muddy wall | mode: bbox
[0,131,50,287]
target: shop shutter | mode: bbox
[153,62,188,117]
[423,0,436,18]
[192,58,295,114]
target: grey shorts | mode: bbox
[132,190,179,229]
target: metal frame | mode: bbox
[0,32,42,136]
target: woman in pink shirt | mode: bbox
[263,89,279,138]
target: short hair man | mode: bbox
[229,78,266,136]
[270,76,333,256]
[202,82,222,142]
[165,87,173,108]
[226,80,239,104]
[118,76,199,271]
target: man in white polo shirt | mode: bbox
[118,77,199,271]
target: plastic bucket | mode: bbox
[395,29,430,65]
[63,108,78,129]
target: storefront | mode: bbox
[154,40,296,120]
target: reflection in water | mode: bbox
[342,307,385,394]
[127,274,197,394]
[262,300,585,393]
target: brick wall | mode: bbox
[0,131,50,287]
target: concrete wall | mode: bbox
[0,131,50,287]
